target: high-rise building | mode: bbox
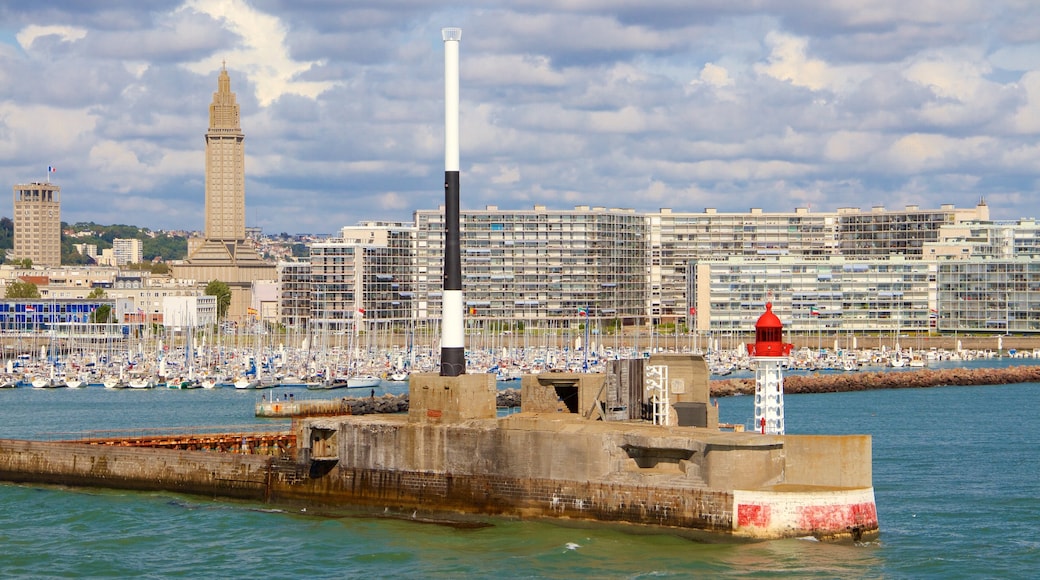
[12,181,61,266]
[112,238,143,266]
[413,205,647,329]
[174,65,275,322]
[308,222,416,334]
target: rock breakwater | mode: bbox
[710,365,1040,397]
[341,389,522,414]
[335,368,1039,415]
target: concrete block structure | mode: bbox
[290,354,876,541]
[12,182,61,267]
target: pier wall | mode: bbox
[292,413,876,540]
[782,434,873,488]
[0,439,272,500]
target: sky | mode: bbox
[3,1,1040,235]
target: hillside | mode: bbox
[0,218,189,264]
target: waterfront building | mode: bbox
[653,202,989,324]
[0,299,122,339]
[277,261,310,331]
[12,181,61,267]
[413,205,647,329]
[690,256,934,336]
[651,207,837,323]
[250,280,279,324]
[161,295,218,329]
[924,218,1040,260]
[107,273,207,325]
[936,259,1040,333]
[173,65,275,322]
[308,222,415,334]
[835,202,989,258]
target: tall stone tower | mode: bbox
[205,65,246,242]
[12,181,61,266]
[185,64,263,263]
[175,65,274,322]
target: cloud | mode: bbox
[0,0,1039,233]
[15,25,87,50]
[179,0,337,105]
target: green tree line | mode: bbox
[0,218,188,264]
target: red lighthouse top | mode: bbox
[746,302,794,358]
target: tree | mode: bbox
[206,280,231,319]
[5,280,40,299]
[87,287,107,299]
[6,257,32,268]
[90,304,113,324]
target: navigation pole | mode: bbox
[440,27,465,377]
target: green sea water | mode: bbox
[0,368,1038,578]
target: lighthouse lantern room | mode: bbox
[746,302,794,434]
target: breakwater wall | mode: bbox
[257,391,522,418]
[0,439,276,500]
[710,365,1040,397]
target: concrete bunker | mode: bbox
[622,444,696,473]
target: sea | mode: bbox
[0,359,1038,579]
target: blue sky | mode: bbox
[2,1,1040,234]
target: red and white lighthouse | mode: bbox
[746,302,794,434]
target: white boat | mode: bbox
[103,375,126,389]
[387,372,409,382]
[347,375,381,389]
[234,377,260,389]
[32,376,63,388]
[127,376,156,389]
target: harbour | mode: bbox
[0,361,1036,577]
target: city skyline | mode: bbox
[3,1,1040,234]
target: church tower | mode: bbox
[184,65,264,265]
[176,65,274,323]
[205,64,246,241]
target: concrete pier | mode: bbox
[0,355,878,542]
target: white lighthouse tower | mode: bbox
[746,302,794,434]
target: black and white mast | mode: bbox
[440,27,465,376]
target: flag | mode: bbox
[689,307,696,315]
[247,307,258,315]
[578,307,587,317]
[810,306,820,316]
[469,307,477,315]
[48,166,56,173]
[25,305,34,312]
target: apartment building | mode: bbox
[277,261,310,330]
[414,205,647,329]
[937,259,1040,333]
[307,222,415,333]
[653,201,990,323]
[691,256,935,335]
[112,238,144,266]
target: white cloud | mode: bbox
[755,32,837,91]
[1,1,1039,232]
[16,25,87,50]
[698,63,733,88]
[179,0,336,106]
